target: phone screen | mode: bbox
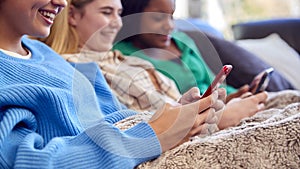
[249,67,274,94]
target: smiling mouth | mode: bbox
[38,10,56,22]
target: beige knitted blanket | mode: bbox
[115,90,300,168]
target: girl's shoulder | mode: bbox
[22,36,65,62]
[22,36,54,52]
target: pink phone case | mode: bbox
[201,65,233,99]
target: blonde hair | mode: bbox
[37,0,95,54]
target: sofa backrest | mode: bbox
[175,19,296,91]
[232,18,300,54]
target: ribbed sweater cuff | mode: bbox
[124,122,162,164]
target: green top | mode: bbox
[113,31,236,94]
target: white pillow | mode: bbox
[236,33,300,90]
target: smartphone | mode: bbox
[201,65,233,99]
[249,67,274,94]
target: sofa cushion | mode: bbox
[190,32,295,91]
[236,33,300,90]
[232,19,300,54]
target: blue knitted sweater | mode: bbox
[0,37,161,169]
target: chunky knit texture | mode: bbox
[113,90,300,169]
[0,37,161,169]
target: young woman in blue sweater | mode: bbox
[0,0,253,168]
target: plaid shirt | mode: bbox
[63,50,181,111]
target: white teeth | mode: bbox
[40,11,55,21]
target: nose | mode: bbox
[163,16,175,32]
[110,14,123,29]
[51,0,68,11]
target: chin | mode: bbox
[32,29,50,38]
[155,42,169,48]
[102,45,113,51]
[91,45,112,52]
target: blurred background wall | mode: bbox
[174,0,300,38]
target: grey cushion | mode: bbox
[202,33,295,91]
[180,29,295,91]
[232,19,300,54]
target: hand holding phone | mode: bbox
[201,65,233,99]
[249,67,274,94]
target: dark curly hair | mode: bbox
[121,0,151,17]
[116,0,152,42]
